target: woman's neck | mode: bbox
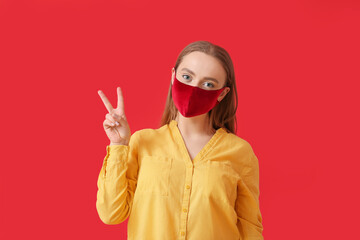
[175,113,215,137]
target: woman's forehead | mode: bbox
[179,52,226,83]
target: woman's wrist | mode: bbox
[110,141,128,146]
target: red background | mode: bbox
[1,0,359,239]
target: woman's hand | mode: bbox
[98,87,131,145]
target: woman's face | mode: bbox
[171,51,230,102]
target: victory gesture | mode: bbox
[98,87,131,146]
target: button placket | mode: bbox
[169,120,226,239]
[179,164,193,239]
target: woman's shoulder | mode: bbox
[221,133,259,169]
[222,131,255,153]
[130,123,170,142]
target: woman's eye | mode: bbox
[182,74,191,80]
[204,82,215,88]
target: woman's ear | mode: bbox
[171,68,175,85]
[218,87,230,102]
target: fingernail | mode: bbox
[115,122,119,126]
[111,123,115,126]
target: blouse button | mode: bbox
[186,185,190,189]
[181,231,185,236]
[183,208,187,213]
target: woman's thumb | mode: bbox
[111,113,127,125]
[117,115,128,126]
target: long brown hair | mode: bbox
[160,40,238,134]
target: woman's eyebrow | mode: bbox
[181,67,219,83]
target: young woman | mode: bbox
[96,40,264,240]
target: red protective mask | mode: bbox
[171,70,226,117]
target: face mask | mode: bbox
[171,70,226,117]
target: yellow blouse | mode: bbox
[96,120,264,240]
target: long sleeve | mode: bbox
[96,131,140,225]
[235,149,264,240]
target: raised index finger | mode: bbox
[98,90,114,112]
